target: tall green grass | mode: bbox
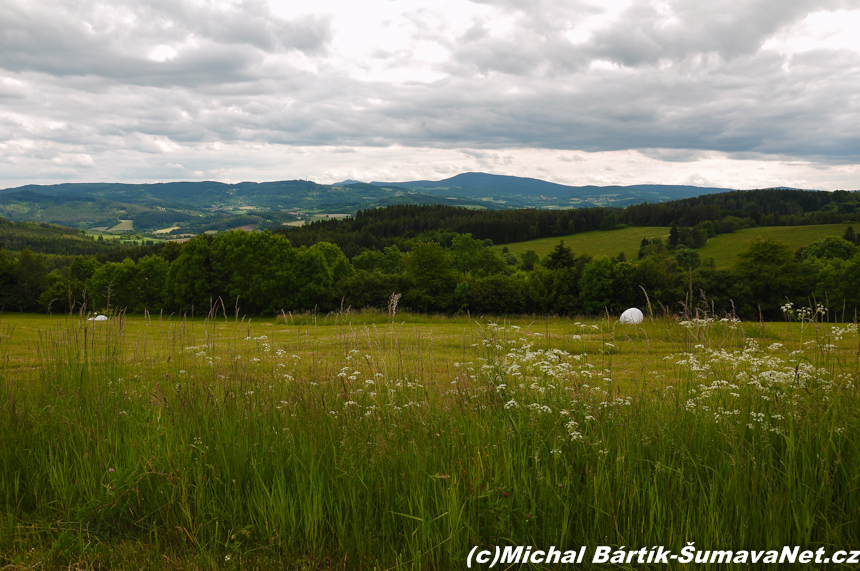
[0,314,857,569]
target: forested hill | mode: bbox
[373,172,732,206]
[276,204,609,255]
[1,174,739,227]
[2,187,860,319]
[9,173,841,235]
[276,188,860,257]
[0,217,122,256]
[623,188,860,226]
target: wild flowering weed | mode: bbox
[670,333,855,438]
[2,314,858,568]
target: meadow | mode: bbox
[498,226,670,261]
[500,223,854,268]
[0,309,858,569]
[697,224,856,267]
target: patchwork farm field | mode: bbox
[0,311,858,569]
[107,219,135,233]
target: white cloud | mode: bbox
[762,9,860,56]
[51,153,95,166]
[148,45,179,62]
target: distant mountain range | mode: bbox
[367,172,733,208]
[0,172,741,233]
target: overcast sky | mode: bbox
[1,0,859,189]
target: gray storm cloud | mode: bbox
[0,0,858,185]
[0,0,332,82]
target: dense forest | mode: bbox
[1,188,859,320]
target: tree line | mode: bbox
[3,225,860,321]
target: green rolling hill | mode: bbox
[697,224,855,267]
[499,224,855,267]
[498,226,670,261]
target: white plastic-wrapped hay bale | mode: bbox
[619,307,644,324]
[87,315,109,322]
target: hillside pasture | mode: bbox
[499,223,855,267]
[499,226,669,260]
[699,223,854,267]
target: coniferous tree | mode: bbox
[0,243,15,309]
[544,241,576,269]
[669,223,680,247]
[11,249,48,312]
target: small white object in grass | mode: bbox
[619,307,644,324]
[88,315,108,322]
